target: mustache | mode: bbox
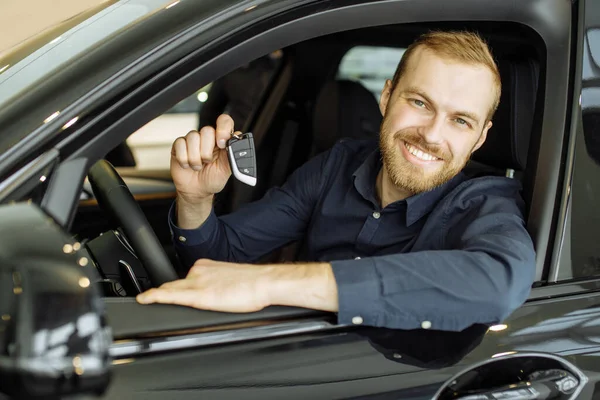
[393,129,449,160]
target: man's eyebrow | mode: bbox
[454,111,479,123]
[401,86,434,104]
[402,86,482,128]
[454,111,481,127]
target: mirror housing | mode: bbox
[0,204,112,399]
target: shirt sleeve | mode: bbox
[169,149,331,270]
[330,192,536,332]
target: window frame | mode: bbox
[549,0,596,283]
[22,0,574,338]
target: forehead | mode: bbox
[399,48,496,121]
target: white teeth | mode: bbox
[405,143,438,161]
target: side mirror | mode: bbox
[0,204,112,399]
[435,352,587,399]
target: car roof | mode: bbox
[0,0,247,155]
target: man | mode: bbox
[136,31,536,332]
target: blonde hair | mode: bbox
[392,30,501,121]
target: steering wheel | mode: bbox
[87,160,178,287]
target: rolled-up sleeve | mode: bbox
[169,149,331,270]
[331,194,536,331]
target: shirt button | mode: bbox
[421,321,432,329]
[372,211,381,219]
[178,235,187,243]
[352,316,364,325]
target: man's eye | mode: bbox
[455,118,468,126]
[413,99,425,107]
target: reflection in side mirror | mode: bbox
[0,204,112,399]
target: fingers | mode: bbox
[198,126,216,164]
[136,288,202,307]
[185,130,202,170]
[171,114,235,170]
[215,114,234,149]
[136,278,195,304]
[171,128,216,170]
[172,137,189,169]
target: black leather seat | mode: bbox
[469,58,539,178]
[305,58,539,223]
[310,79,383,155]
[271,79,382,262]
[310,58,539,180]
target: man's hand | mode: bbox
[136,259,339,313]
[171,114,236,202]
[171,114,238,229]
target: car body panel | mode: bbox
[0,0,599,398]
[101,293,600,399]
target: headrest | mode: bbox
[471,58,539,171]
[312,80,382,154]
[313,58,538,172]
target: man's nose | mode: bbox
[418,115,445,144]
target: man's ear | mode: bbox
[379,80,393,116]
[472,120,492,153]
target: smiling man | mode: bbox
[137,31,536,332]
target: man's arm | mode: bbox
[328,236,534,331]
[138,259,338,313]
[144,191,535,332]
[170,148,330,269]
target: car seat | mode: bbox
[277,57,540,262]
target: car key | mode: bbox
[226,132,257,186]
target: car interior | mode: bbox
[69,21,546,296]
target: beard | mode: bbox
[379,121,471,195]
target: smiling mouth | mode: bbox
[403,142,442,162]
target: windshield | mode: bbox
[0,1,114,58]
[0,0,174,109]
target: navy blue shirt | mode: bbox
[170,139,536,331]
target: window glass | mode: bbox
[557,1,600,280]
[124,85,211,170]
[122,51,283,170]
[336,46,406,101]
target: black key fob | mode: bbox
[226,132,257,186]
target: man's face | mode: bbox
[378,48,496,194]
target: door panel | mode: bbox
[103,293,600,399]
[94,0,597,398]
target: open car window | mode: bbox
[122,52,283,170]
[124,86,210,170]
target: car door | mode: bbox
[98,0,600,399]
[3,0,600,399]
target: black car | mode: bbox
[1,0,600,398]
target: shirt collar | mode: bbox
[352,148,467,227]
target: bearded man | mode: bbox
[137,31,536,332]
